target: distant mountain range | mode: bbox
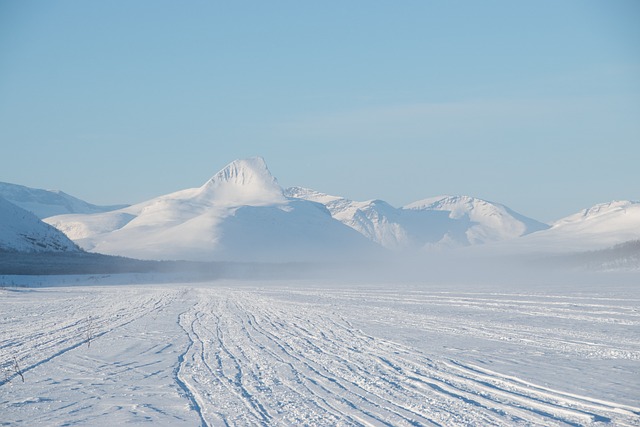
[285,188,548,250]
[43,158,375,262]
[0,181,127,218]
[1,157,638,262]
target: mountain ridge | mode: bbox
[507,199,640,252]
[44,159,377,262]
[3,157,637,261]
[285,188,548,250]
[0,181,127,219]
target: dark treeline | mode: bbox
[538,240,640,271]
[0,250,323,280]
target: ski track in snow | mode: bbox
[1,283,639,426]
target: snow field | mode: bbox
[1,282,639,426]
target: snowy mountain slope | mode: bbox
[405,195,549,245]
[0,196,79,253]
[285,188,547,249]
[508,200,640,252]
[285,187,417,249]
[45,158,376,262]
[35,157,636,258]
[0,181,127,219]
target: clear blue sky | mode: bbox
[1,1,638,222]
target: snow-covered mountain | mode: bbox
[285,187,413,250]
[0,197,79,253]
[405,195,549,246]
[508,200,640,252]
[45,158,377,262]
[28,157,638,260]
[285,188,548,250]
[0,181,127,219]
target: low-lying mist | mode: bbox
[2,240,638,289]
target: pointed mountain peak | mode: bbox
[199,157,285,206]
[207,157,277,187]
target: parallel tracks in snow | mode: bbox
[0,288,178,386]
[177,289,640,426]
[2,285,637,425]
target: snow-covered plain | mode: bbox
[1,279,638,426]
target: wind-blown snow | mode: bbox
[0,181,127,219]
[0,197,79,253]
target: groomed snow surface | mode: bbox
[1,280,639,426]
